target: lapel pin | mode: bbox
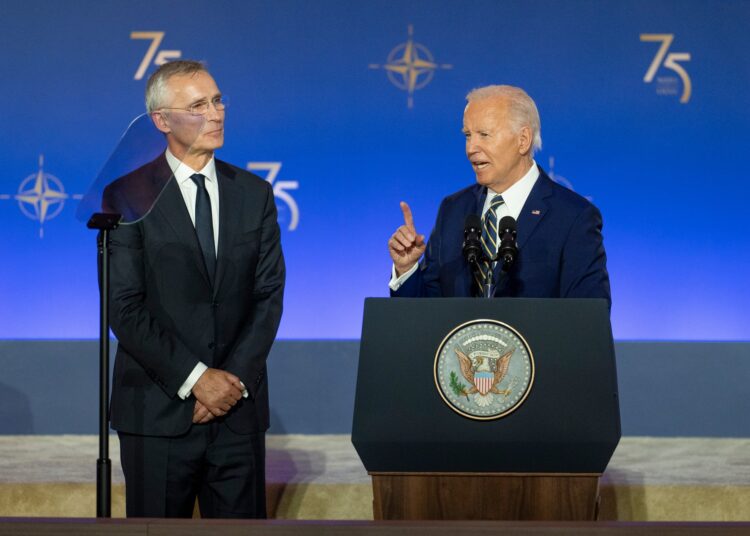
[531,209,541,215]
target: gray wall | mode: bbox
[0,340,748,436]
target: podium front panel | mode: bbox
[352,298,620,473]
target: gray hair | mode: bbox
[466,85,542,154]
[145,60,208,113]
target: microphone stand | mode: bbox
[87,212,121,518]
[483,253,515,298]
[482,253,497,299]
[484,262,493,298]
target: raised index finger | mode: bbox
[400,201,416,231]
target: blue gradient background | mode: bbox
[1,0,749,340]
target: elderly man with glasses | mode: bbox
[103,60,285,519]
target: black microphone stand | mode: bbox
[87,212,121,518]
[483,256,494,298]
[484,251,516,298]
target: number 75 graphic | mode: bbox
[640,34,691,103]
[131,32,181,81]
[247,162,299,231]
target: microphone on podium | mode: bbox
[462,214,482,266]
[498,216,518,271]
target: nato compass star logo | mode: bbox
[0,155,83,237]
[369,25,452,108]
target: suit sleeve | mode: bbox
[559,203,611,305]
[107,220,202,398]
[222,182,285,399]
[391,199,445,298]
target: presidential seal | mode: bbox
[434,319,534,420]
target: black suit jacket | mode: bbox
[392,168,610,304]
[104,154,285,436]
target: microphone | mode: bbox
[498,216,518,271]
[462,214,482,265]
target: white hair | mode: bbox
[145,60,208,113]
[466,85,542,154]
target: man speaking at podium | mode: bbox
[388,85,610,304]
[104,61,285,518]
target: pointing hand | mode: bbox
[388,201,426,276]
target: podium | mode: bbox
[351,298,620,520]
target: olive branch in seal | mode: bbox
[449,371,470,400]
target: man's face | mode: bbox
[155,71,225,157]
[463,97,530,193]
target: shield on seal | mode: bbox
[474,371,493,395]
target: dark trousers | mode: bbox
[118,422,266,518]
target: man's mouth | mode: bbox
[472,161,490,170]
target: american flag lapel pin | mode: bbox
[531,209,541,215]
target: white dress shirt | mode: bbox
[389,161,540,290]
[165,149,220,255]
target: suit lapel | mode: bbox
[491,168,553,286]
[152,157,213,288]
[516,170,553,249]
[473,184,487,214]
[213,161,240,298]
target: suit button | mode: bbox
[208,342,215,349]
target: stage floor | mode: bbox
[0,435,748,520]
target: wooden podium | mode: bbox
[351,298,620,521]
[370,473,599,520]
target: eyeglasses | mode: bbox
[160,96,228,116]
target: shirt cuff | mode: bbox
[240,381,249,399]
[388,262,419,291]
[177,362,208,400]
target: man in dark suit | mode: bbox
[104,60,284,518]
[388,85,610,303]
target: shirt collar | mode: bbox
[165,148,217,186]
[486,160,539,219]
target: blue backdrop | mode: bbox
[2,0,749,341]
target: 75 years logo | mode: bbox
[131,31,182,80]
[247,162,299,231]
[640,34,691,104]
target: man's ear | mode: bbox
[151,111,171,134]
[517,126,532,156]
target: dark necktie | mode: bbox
[475,195,505,293]
[190,173,216,284]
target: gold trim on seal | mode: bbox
[433,318,535,421]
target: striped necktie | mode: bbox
[475,195,505,293]
[190,173,216,284]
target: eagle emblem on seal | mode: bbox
[434,319,534,420]
[455,347,514,407]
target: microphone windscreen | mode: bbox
[465,214,482,230]
[498,215,517,232]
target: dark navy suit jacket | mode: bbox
[392,167,610,304]
[103,154,285,437]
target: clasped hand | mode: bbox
[192,368,244,423]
